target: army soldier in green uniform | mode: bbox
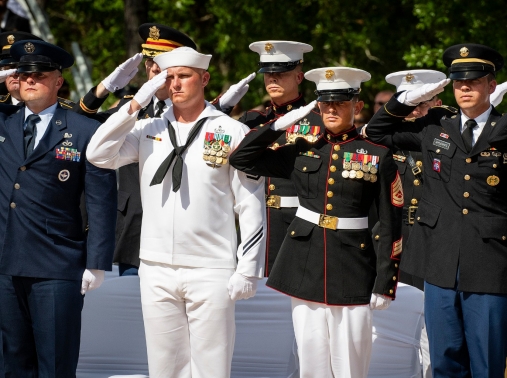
[230,67,403,378]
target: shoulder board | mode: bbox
[431,105,458,114]
[0,94,10,103]
[124,95,134,99]
[58,97,75,109]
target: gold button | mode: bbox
[360,243,365,249]
[14,183,20,190]
[326,204,333,210]
[374,235,380,240]
[463,192,469,198]
[462,209,468,215]
[328,178,335,185]
[416,161,423,167]
[502,236,506,241]
[411,198,418,205]
[394,263,399,268]
[291,231,295,236]
[332,154,339,160]
[330,165,336,172]
[493,163,498,168]
[20,166,26,171]
[417,216,421,221]
[260,123,264,127]
[333,145,340,151]
[466,158,472,163]
[389,289,394,294]
[269,184,275,191]
[10,202,16,209]
[303,167,307,171]
[392,276,397,281]
[327,191,333,198]
[414,179,420,186]
[464,174,470,180]
[436,149,441,153]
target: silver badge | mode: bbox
[62,141,72,147]
[58,170,70,182]
[356,148,368,154]
[24,42,35,53]
[55,120,62,125]
[63,132,72,138]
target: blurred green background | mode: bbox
[45,0,507,113]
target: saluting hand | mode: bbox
[0,68,17,84]
[490,81,507,107]
[403,78,450,106]
[101,53,143,93]
[272,100,318,131]
[218,72,256,109]
[129,70,168,113]
[81,269,105,295]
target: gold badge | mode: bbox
[7,35,15,44]
[149,26,160,40]
[460,47,469,57]
[405,73,414,82]
[325,70,335,79]
[487,175,500,186]
[264,43,274,52]
[287,104,292,111]
[24,42,35,53]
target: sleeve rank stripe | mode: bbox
[243,227,264,256]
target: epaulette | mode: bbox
[0,94,10,103]
[58,97,76,109]
[124,95,134,99]
[431,105,458,114]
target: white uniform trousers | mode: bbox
[139,260,236,378]
[291,298,372,378]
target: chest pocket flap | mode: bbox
[294,156,322,173]
[415,198,441,228]
[479,217,507,240]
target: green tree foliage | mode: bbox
[45,0,506,113]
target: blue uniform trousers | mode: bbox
[425,281,507,378]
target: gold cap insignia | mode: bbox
[24,42,35,53]
[325,70,335,79]
[405,73,414,82]
[149,26,160,40]
[7,35,14,44]
[460,47,469,57]
[265,43,274,52]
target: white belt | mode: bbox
[266,195,300,208]
[296,205,368,230]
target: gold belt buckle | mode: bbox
[319,214,338,230]
[266,195,281,209]
[411,166,422,175]
[408,205,418,225]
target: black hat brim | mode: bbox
[449,70,490,80]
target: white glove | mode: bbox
[272,100,317,131]
[81,269,105,295]
[403,79,450,106]
[490,81,507,107]
[227,272,258,301]
[369,293,392,310]
[101,53,143,93]
[218,72,256,109]
[0,68,17,83]
[133,70,168,109]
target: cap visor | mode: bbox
[449,71,490,80]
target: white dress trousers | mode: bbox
[139,260,236,378]
[291,298,372,378]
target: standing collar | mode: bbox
[271,93,306,115]
[323,126,358,143]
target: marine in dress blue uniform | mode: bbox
[231,67,403,378]
[0,40,116,377]
[366,43,507,378]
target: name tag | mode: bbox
[433,138,450,150]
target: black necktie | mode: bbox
[462,119,476,153]
[24,114,41,158]
[154,100,165,118]
[150,117,208,190]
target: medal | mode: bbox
[209,156,217,163]
[222,158,228,165]
[342,170,350,178]
[370,174,378,182]
[203,155,209,161]
[364,172,371,181]
[216,157,223,164]
[222,144,231,153]
[349,170,357,179]
[210,150,217,156]
[351,161,360,171]
[217,151,223,157]
[356,170,364,179]
[369,166,378,174]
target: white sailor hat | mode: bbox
[153,46,211,70]
[304,67,371,101]
[386,69,447,92]
[249,40,312,73]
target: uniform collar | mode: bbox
[270,93,306,115]
[324,126,358,143]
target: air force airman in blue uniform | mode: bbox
[0,40,116,377]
